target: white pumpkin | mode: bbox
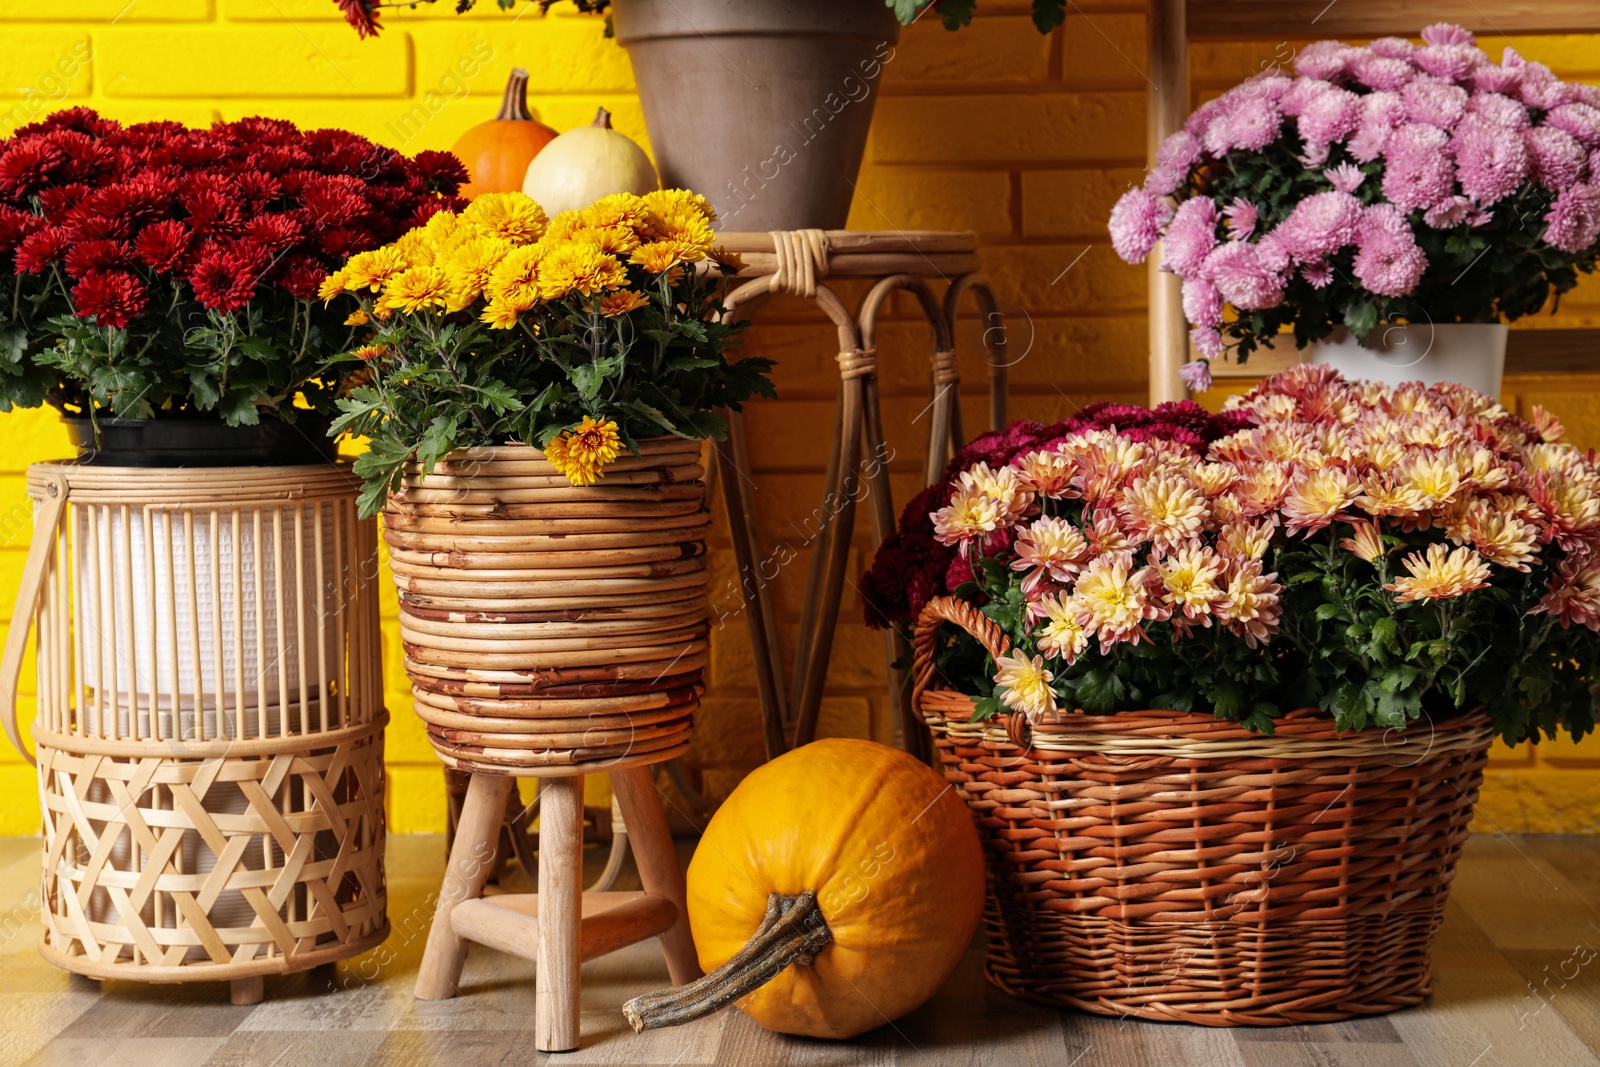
[522,107,658,217]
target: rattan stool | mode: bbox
[415,766,700,1051]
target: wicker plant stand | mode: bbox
[0,463,388,1005]
[712,229,1011,762]
[388,440,704,1053]
[912,597,1494,1026]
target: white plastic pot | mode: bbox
[1304,323,1508,397]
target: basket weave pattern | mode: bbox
[17,464,388,981]
[383,439,709,775]
[912,597,1493,1026]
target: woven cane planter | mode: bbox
[383,438,709,773]
[911,597,1493,1027]
[0,462,388,992]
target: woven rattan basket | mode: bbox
[912,596,1493,1027]
[1,463,388,997]
[383,438,709,774]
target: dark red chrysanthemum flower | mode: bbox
[316,225,372,260]
[335,0,381,38]
[89,178,177,224]
[36,183,90,221]
[64,238,134,279]
[409,150,470,193]
[72,270,147,329]
[183,187,242,237]
[231,116,300,144]
[189,249,259,312]
[32,107,120,139]
[244,214,301,251]
[274,254,328,299]
[13,226,71,273]
[0,139,66,199]
[0,205,43,253]
[234,170,284,207]
[133,219,192,273]
[251,145,314,176]
[299,174,369,228]
[304,128,381,176]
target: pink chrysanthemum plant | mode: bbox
[1108,23,1600,391]
[922,364,1600,744]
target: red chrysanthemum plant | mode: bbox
[0,107,467,428]
[888,366,1600,746]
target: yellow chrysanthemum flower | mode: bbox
[586,192,650,231]
[538,242,628,301]
[351,344,389,362]
[652,210,715,258]
[463,192,548,245]
[486,245,544,312]
[1384,543,1492,603]
[317,270,349,302]
[344,246,410,292]
[629,241,687,275]
[422,209,462,245]
[543,209,586,244]
[379,265,452,314]
[572,224,641,256]
[545,416,623,487]
[343,308,369,326]
[708,246,746,274]
[599,290,649,317]
[642,188,716,224]
[440,235,512,310]
[480,301,521,330]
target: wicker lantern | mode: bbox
[1,462,388,1004]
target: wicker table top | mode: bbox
[716,229,982,280]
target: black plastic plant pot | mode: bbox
[63,416,337,468]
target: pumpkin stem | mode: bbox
[622,891,831,1033]
[591,106,613,129]
[495,68,532,122]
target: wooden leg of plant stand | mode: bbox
[230,976,264,1005]
[416,773,513,1000]
[611,765,702,986]
[536,775,585,1053]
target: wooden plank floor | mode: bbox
[2,834,1598,1066]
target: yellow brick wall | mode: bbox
[1,3,1599,834]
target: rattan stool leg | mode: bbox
[416,773,513,1000]
[611,765,702,985]
[536,775,585,1053]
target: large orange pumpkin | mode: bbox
[451,68,558,199]
[624,738,985,1039]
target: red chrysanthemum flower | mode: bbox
[64,238,134,279]
[234,170,284,207]
[303,128,380,175]
[244,214,302,251]
[231,116,300,144]
[316,225,372,260]
[13,226,71,273]
[274,254,328,299]
[0,139,66,199]
[183,187,242,237]
[410,150,469,193]
[335,0,381,38]
[0,206,42,253]
[72,270,147,329]
[189,249,260,312]
[133,219,192,273]
[300,174,369,228]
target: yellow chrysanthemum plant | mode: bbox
[321,189,774,516]
[902,365,1600,745]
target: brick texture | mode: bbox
[0,4,1598,834]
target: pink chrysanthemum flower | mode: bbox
[1368,37,1417,61]
[1525,125,1589,190]
[1547,103,1600,148]
[1162,196,1219,277]
[1275,190,1363,261]
[1339,521,1386,562]
[1279,76,1333,118]
[1010,516,1091,592]
[1299,87,1364,147]
[1013,449,1077,498]
[1423,195,1473,229]
[1414,25,1482,82]
[1120,471,1208,553]
[1531,553,1600,632]
[1380,123,1456,211]
[1466,91,1530,130]
[1352,226,1426,298]
[1543,183,1600,254]
[1182,276,1222,328]
[1421,23,1476,48]
[1300,261,1334,288]
[1454,116,1529,205]
[1347,50,1413,92]
[1178,358,1214,392]
[1074,554,1164,652]
[1190,326,1224,359]
[1109,187,1171,264]
[1203,240,1284,311]
[1204,96,1282,155]
[1519,61,1575,111]
[1295,40,1353,82]
[1472,61,1523,96]
[1402,79,1469,128]
[1156,129,1204,171]
[1223,198,1259,241]
[1323,162,1366,194]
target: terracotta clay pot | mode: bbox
[611,0,900,232]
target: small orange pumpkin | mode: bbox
[450,68,558,199]
[624,738,985,1039]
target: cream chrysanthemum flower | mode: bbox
[1283,464,1360,535]
[1034,594,1088,663]
[1013,449,1077,498]
[1338,521,1386,563]
[932,485,1004,548]
[1215,560,1282,648]
[1216,520,1274,562]
[1119,472,1206,552]
[1074,554,1160,651]
[1009,516,1090,592]
[1158,545,1226,628]
[1384,543,1492,603]
[994,649,1056,719]
[1448,501,1538,571]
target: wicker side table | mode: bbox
[712,229,1011,762]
